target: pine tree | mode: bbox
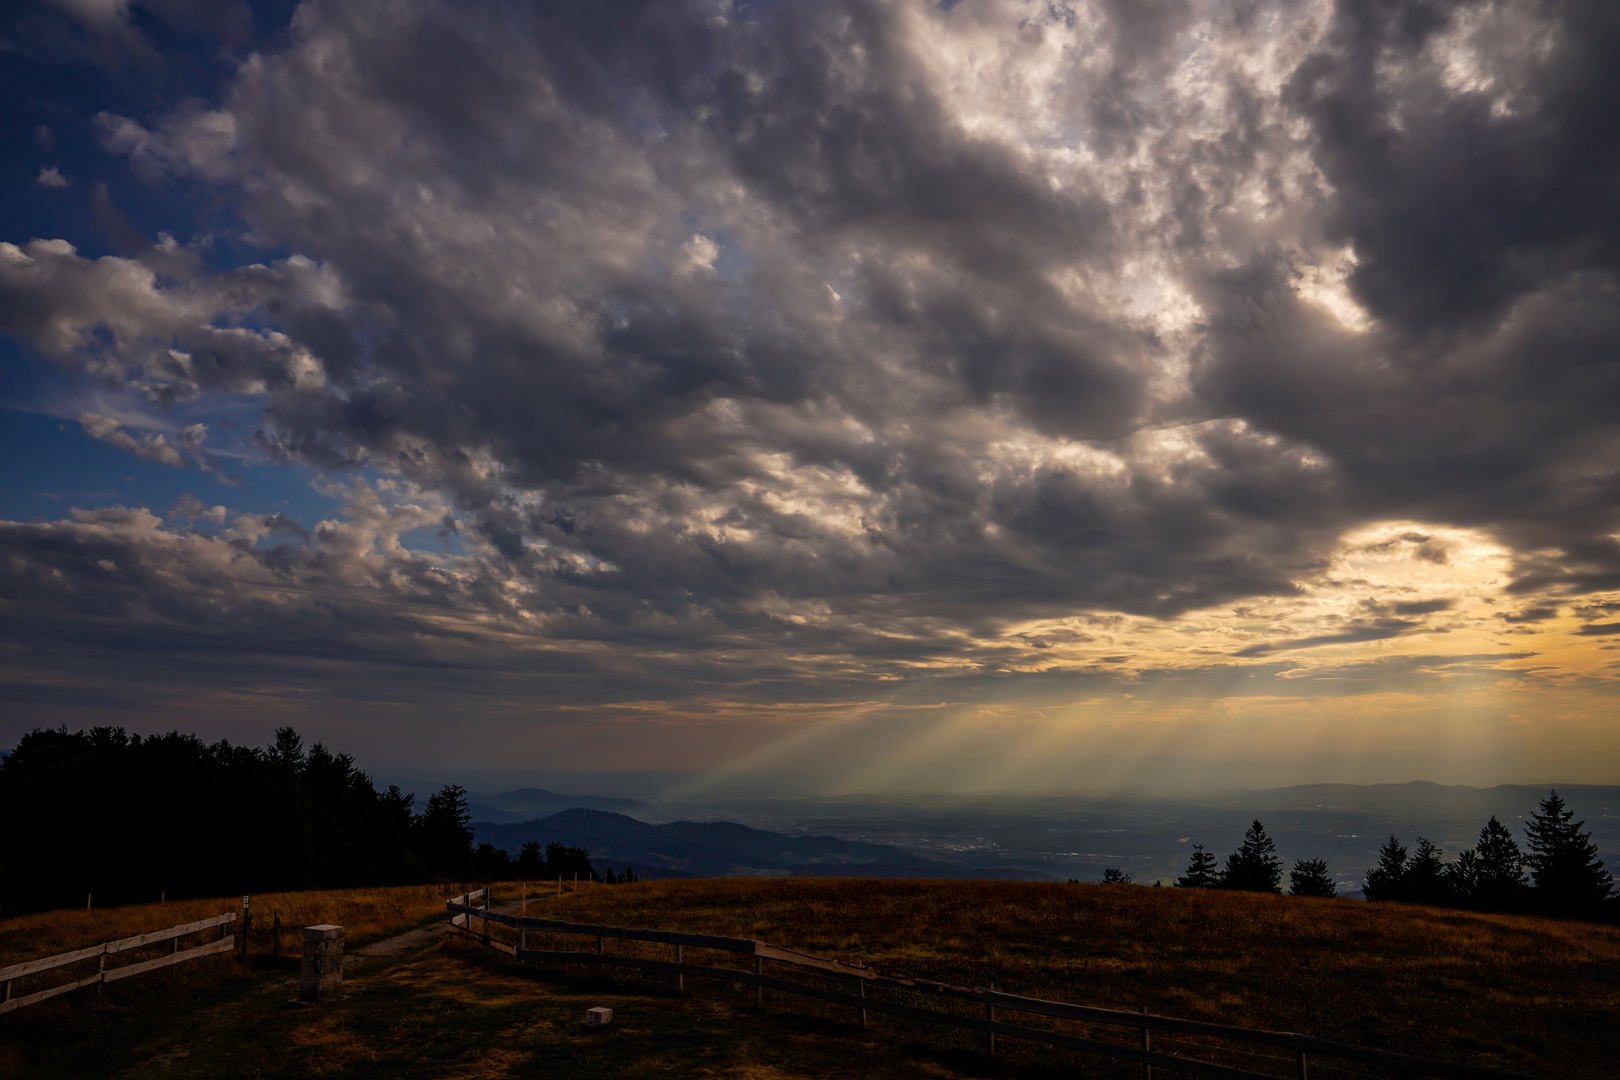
[1100,867,1133,883]
[1524,790,1614,915]
[518,841,545,876]
[1450,815,1526,910]
[1220,820,1283,893]
[1363,834,1408,901]
[417,784,474,878]
[1176,844,1221,888]
[1404,837,1453,906]
[1289,857,1337,897]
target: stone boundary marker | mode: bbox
[299,925,345,1004]
[586,1006,613,1027]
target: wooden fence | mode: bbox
[0,912,236,1015]
[447,891,1544,1080]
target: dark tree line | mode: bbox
[0,726,608,914]
[1166,819,1338,897]
[469,840,639,885]
[1163,792,1614,920]
[1362,791,1613,918]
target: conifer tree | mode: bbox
[1363,834,1408,901]
[1100,867,1133,883]
[1220,820,1283,893]
[1404,837,1453,905]
[1176,844,1221,888]
[417,784,475,878]
[1524,790,1614,915]
[518,841,545,876]
[1289,857,1337,897]
[1450,815,1526,910]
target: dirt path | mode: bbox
[354,898,542,958]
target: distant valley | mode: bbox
[472,808,1045,880]
[468,781,1620,890]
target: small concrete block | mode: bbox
[300,924,345,1004]
[585,1007,613,1027]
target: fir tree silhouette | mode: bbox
[1450,815,1526,910]
[1524,790,1614,916]
[1220,820,1282,893]
[1363,834,1409,901]
[1289,857,1337,897]
[1404,838,1453,906]
[1176,844,1221,888]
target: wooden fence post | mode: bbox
[755,955,763,1008]
[1297,1045,1308,1080]
[242,896,251,958]
[95,947,104,998]
[987,986,995,1053]
[676,944,683,991]
[858,977,866,1030]
[273,913,282,960]
[1141,1005,1151,1080]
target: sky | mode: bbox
[1,0,1617,795]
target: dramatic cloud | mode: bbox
[1,0,1617,783]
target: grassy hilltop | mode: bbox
[1,878,1617,1079]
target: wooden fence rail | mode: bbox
[0,912,236,1015]
[446,892,1544,1080]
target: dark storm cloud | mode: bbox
[1,0,1617,712]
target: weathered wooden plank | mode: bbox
[104,913,235,955]
[445,903,757,952]
[0,912,237,983]
[103,935,235,983]
[984,991,1303,1048]
[0,944,105,983]
[754,942,875,980]
[0,973,101,1015]
[449,927,516,956]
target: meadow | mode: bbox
[0,878,1615,1079]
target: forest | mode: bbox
[0,726,607,914]
[1167,800,1615,920]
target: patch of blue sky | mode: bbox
[0,403,338,528]
[0,1,298,274]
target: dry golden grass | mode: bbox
[0,882,473,968]
[2,878,1617,1080]
[533,877,1620,1077]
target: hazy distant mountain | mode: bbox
[1231,782,1620,821]
[465,787,649,824]
[474,808,1047,880]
